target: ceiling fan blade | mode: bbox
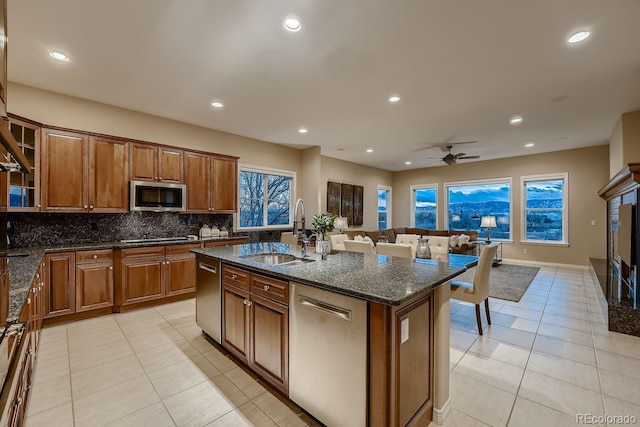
[412,145,439,152]
[424,159,444,166]
[453,152,467,158]
[458,155,480,160]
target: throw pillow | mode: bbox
[363,236,375,247]
[458,234,470,247]
[449,235,459,248]
[354,235,364,241]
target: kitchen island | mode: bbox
[192,242,477,426]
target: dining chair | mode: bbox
[329,234,348,251]
[280,232,298,245]
[343,240,376,255]
[376,242,413,258]
[395,234,419,254]
[427,236,450,262]
[450,243,499,335]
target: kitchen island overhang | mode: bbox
[193,242,477,426]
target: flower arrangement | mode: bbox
[311,212,337,241]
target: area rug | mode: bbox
[453,263,540,302]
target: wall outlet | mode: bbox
[523,248,528,254]
[591,220,597,226]
[401,318,409,343]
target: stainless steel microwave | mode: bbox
[130,180,186,212]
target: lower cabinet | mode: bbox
[76,249,114,312]
[221,265,289,394]
[165,244,199,297]
[44,252,76,318]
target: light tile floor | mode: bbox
[24,265,640,426]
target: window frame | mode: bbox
[444,177,513,242]
[236,164,296,231]
[520,172,569,246]
[410,184,438,229]
[377,185,392,230]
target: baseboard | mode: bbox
[432,398,452,425]
[501,258,589,270]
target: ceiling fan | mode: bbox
[428,145,480,166]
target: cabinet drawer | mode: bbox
[76,249,113,264]
[204,238,247,248]
[222,265,250,290]
[165,242,201,256]
[251,274,289,305]
[120,246,165,259]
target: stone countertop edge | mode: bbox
[3,235,249,326]
[192,243,467,306]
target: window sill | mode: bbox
[236,226,293,232]
[520,240,569,247]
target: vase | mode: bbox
[316,239,330,254]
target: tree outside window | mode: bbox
[239,167,293,229]
[522,174,567,243]
[412,185,437,229]
[446,180,511,239]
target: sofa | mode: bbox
[343,227,478,255]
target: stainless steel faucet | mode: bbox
[293,199,316,257]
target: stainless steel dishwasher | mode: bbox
[195,255,221,343]
[289,282,368,427]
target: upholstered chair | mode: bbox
[343,240,376,255]
[280,232,298,245]
[450,243,499,335]
[376,242,413,258]
[426,236,450,258]
[395,234,420,254]
[329,234,348,251]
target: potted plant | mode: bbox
[311,212,337,254]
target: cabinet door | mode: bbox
[89,136,129,212]
[159,147,183,183]
[7,117,40,211]
[41,130,89,212]
[165,253,196,297]
[120,257,165,305]
[184,151,210,213]
[76,261,114,312]
[250,293,289,393]
[130,143,158,182]
[222,283,250,364]
[211,157,237,212]
[44,252,76,318]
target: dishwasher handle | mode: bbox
[298,295,352,321]
[198,262,218,274]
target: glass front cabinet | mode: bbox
[8,117,40,211]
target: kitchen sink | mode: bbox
[241,253,314,266]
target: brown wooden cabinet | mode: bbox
[89,136,129,212]
[75,249,114,312]
[40,130,89,212]
[41,130,129,213]
[43,252,76,318]
[221,265,289,393]
[185,152,237,213]
[204,238,248,248]
[117,246,166,306]
[131,143,183,183]
[165,243,199,297]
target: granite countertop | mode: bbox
[192,242,477,306]
[2,235,249,327]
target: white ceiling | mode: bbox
[7,0,640,171]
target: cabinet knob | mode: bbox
[243,299,248,305]
[155,176,159,180]
[89,205,94,209]
[231,273,237,280]
[36,273,40,279]
[37,204,41,208]
[27,298,31,304]
[93,254,98,259]
[166,261,170,264]
[109,266,113,270]
[84,205,88,209]
[247,300,252,307]
[159,177,163,180]
[263,284,270,291]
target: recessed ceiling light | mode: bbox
[405,161,412,165]
[510,116,523,125]
[298,128,308,134]
[210,101,224,108]
[568,31,591,44]
[284,17,302,32]
[366,148,374,153]
[525,143,535,148]
[388,96,401,103]
[49,51,69,62]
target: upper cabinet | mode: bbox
[131,143,183,183]
[8,118,40,211]
[41,129,129,213]
[185,152,238,213]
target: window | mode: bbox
[411,185,437,229]
[446,178,512,240]
[521,173,568,244]
[238,165,294,229]
[377,186,391,229]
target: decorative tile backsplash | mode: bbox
[7,212,234,247]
